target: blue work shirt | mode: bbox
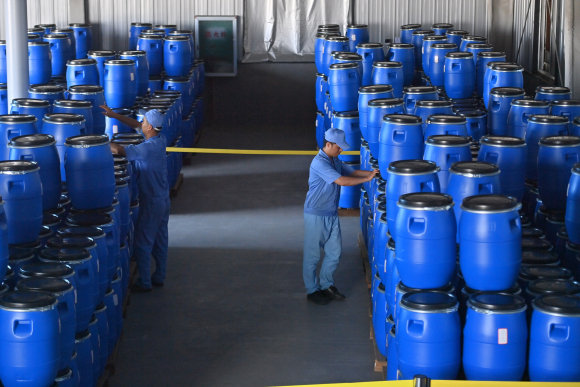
[124,133,169,200]
[304,150,355,216]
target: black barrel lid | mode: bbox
[412,30,435,36]
[329,62,358,70]
[547,212,565,223]
[113,133,144,140]
[433,23,453,29]
[0,160,39,173]
[522,250,559,265]
[447,30,469,36]
[356,43,384,49]
[44,34,68,39]
[131,22,152,27]
[39,226,52,238]
[67,59,97,66]
[164,76,190,83]
[315,32,340,39]
[334,111,359,118]
[539,136,580,146]
[44,113,84,123]
[164,35,189,41]
[389,43,414,49]
[68,85,104,95]
[105,59,135,66]
[462,195,518,211]
[462,35,486,41]
[551,99,580,106]
[431,43,458,49]
[529,279,580,296]
[57,226,104,239]
[119,51,147,58]
[401,24,421,30]
[28,27,44,33]
[398,281,454,293]
[54,100,92,108]
[522,237,553,251]
[368,98,403,107]
[399,192,453,208]
[359,85,394,94]
[9,247,34,261]
[446,52,473,59]
[533,295,580,315]
[423,35,447,41]
[52,28,73,33]
[326,36,349,42]
[88,50,116,57]
[69,23,91,28]
[466,43,493,49]
[489,63,523,71]
[153,90,181,96]
[520,266,573,281]
[480,136,525,146]
[17,277,72,293]
[416,100,452,108]
[458,110,487,118]
[40,248,90,262]
[536,86,571,94]
[404,86,438,94]
[138,33,163,39]
[0,114,36,123]
[490,87,525,96]
[427,114,467,124]
[426,135,471,146]
[529,114,569,124]
[42,213,60,226]
[388,159,438,174]
[65,134,109,146]
[11,99,50,107]
[450,161,499,174]
[469,292,526,311]
[47,237,95,249]
[522,227,545,238]
[112,138,144,145]
[512,99,549,107]
[113,156,129,166]
[168,30,193,35]
[333,53,362,61]
[75,329,91,341]
[347,24,368,29]
[29,85,65,93]
[478,51,506,58]
[373,61,402,68]
[382,114,421,123]
[9,134,55,148]
[400,291,457,311]
[66,213,113,227]
[0,291,56,309]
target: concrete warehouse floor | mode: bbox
[109,63,382,387]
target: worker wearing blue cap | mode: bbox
[304,128,378,305]
[102,105,170,292]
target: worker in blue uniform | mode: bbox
[304,128,378,305]
[101,106,170,292]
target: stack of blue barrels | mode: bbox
[0,20,206,387]
[313,22,580,383]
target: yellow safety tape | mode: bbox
[165,147,360,156]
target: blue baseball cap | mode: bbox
[325,128,350,150]
[138,109,164,130]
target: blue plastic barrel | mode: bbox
[110,273,123,342]
[536,86,571,102]
[52,29,75,60]
[69,24,92,59]
[164,76,192,113]
[93,302,109,375]
[538,136,580,211]
[402,86,438,115]
[104,59,137,109]
[397,291,460,380]
[0,84,7,115]
[444,51,475,99]
[65,59,99,87]
[148,75,164,95]
[506,99,550,138]
[314,32,339,74]
[355,43,385,86]
[17,277,76,371]
[460,195,522,290]
[370,62,404,98]
[155,24,177,36]
[529,295,580,381]
[393,281,455,324]
[333,111,360,162]
[331,52,363,80]
[367,97,401,156]
[9,99,50,132]
[424,135,471,192]
[476,52,505,98]
[400,24,421,45]
[484,63,524,109]
[459,110,488,141]
[315,73,327,111]
[525,115,570,182]
[386,44,415,86]
[53,99,94,134]
[378,114,423,176]
[41,113,86,180]
[129,23,152,51]
[44,34,72,77]
[0,203,8,280]
[358,86,396,142]
[463,292,527,381]
[422,35,447,77]
[169,29,194,62]
[478,136,527,201]
[328,63,361,112]
[74,329,93,387]
[315,111,324,149]
[35,24,56,35]
[446,30,469,46]
[103,287,117,353]
[8,134,61,210]
[415,100,453,132]
[488,87,526,136]
[87,50,116,87]
[410,30,434,70]
[28,27,45,39]
[28,85,65,110]
[65,134,115,210]
[322,36,350,76]
[423,115,469,143]
[551,100,580,133]
[28,41,52,85]
[346,25,369,52]
[120,51,149,97]
[87,315,100,385]
[466,43,493,67]
[447,161,501,235]
[0,160,43,245]
[0,291,59,387]
[566,163,580,245]
[459,35,486,52]
[163,35,192,77]
[386,160,440,238]
[432,23,453,36]
[395,193,456,288]
[427,43,457,87]
[115,177,131,244]
[105,108,135,138]
[68,85,106,135]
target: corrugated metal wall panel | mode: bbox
[512,0,535,70]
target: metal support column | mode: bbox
[4,0,29,105]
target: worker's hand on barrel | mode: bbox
[367,169,379,181]
[100,105,114,117]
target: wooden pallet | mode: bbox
[170,173,184,197]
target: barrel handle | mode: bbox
[420,181,436,192]
[451,63,461,71]
[548,323,569,342]
[490,74,498,85]
[565,153,579,166]
[169,44,178,53]
[491,100,501,112]
[521,112,531,123]
[408,217,425,234]
[77,267,91,284]
[447,153,462,164]
[18,155,34,162]
[13,320,33,338]
[481,152,498,164]
[388,72,397,80]
[470,122,481,130]
[75,70,84,79]
[509,217,519,231]
[407,319,424,337]
[392,130,406,143]
[478,183,493,195]
[57,300,70,319]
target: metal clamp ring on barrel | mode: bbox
[467,301,527,315]
[424,141,471,148]
[396,201,454,212]
[0,300,57,312]
[0,167,40,175]
[460,202,522,214]
[43,118,86,125]
[8,141,56,149]
[399,302,458,314]
[388,167,441,176]
[65,142,109,149]
[449,169,500,178]
[530,302,580,317]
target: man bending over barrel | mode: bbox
[102,105,170,292]
[303,128,377,305]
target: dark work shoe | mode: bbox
[151,281,164,288]
[131,283,152,293]
[322,286,346,300]
[307,290,330,305]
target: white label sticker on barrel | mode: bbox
[131,72,134,81]
[352,35,356,41]
[113,125,118,134]
[316,119,318,126]
[113,294,118,306]
[320,84,323,92]
[498,328,508,344]
[434,55,439,63]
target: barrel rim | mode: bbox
[425,134,471,146]
[403,86,438,94]
[359,85,395,95]
[467,292,527,313]
[510,99,549,107]
[465,43,493,49]
[397,192,454,210]
[54,99,92,108]
[372,61,403,68]
[449,161,499,175]
[388,159,439,175]
[69,23,92,28]
[477,51,506,58]
[400,24,422,30]
[520,265,573,281]
[325,36,349,42]
[388,43,414,49]
[164,35,190,41]
[43,33,69,39]
[423,35,447,41]
[0,114,37,123]
[490,87,525,97]
[0,290,57,310]
[480,135,526,147]
[39,247,91,264]
[16,277,73,295]
[522,250,562,266]
[347,24,368,29]
[532,294,580,316]
[527,278,580,297]
[8,134,56,148]
[411,30,435,36]
[539,135,580,147]
[415,100,453,108]
[550,99,580,106]
[528,114,569,124]
[445,51,473,59]
[446,30,469,35]
[400,290,458,312]
[11,98,50,107]
[426,114,467,124]
[431,43,458,49]
[536,86,571,94]
[28,41,49,46]
[29,84,65,93]
[432,23,453,29]
[461,194,520,212]
[0,160,39,174]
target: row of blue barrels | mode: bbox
[135,30,195,77]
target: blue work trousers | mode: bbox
[303,213,342,294]
[134,196,170,288]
